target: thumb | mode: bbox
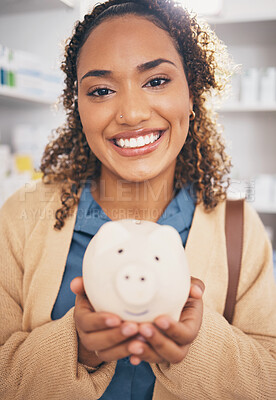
[189,277,205,299]
[70,276,85,296]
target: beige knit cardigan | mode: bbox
[0,181,276,400]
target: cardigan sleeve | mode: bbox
[0,192,116,400]
[151,202,276,400]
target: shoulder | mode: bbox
[0,180,63,234]
[242,201,272,270]
[196,199,265,232]
[211,200,273,291]
[1,179,61,212]
[195,199,270,256]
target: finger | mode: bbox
[155,313,200,345]
[136,325,187,364]
[129,355,142,365]
[79,321,139,352]
[152,293,203,345]
[97,337,134,362]
[152,292,203,346]
[180,288,204,329]
[70,277,93,311]
[74,292,95,313]
[190,277,205,299]
[94,328,145,362]
[75,308,122,333]
[127,340,164,364]
[99,337,164,364]
[70,277,85,295]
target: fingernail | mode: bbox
[131,345,144,355]
[193,285,203,296]
[105,318,120,327]
[130,356,141,365]
[136,335,147,343]
[156,318,170,330]
[140,325,153,337]
[121,324,137,336]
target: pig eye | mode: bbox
[118,249,124,254]
[140,277,145,281]
[155,256,159,261]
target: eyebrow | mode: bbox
[137,58,176,72]
[80,58,176,83]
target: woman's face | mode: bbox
[77,15,192,183]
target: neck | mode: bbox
[92,165,176,222]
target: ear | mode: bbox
[148,224,182,247]
[91,220,130,256]
[189,95,193,114]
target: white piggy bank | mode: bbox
[83,219,190,322]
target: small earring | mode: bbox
[189,110,195,120]
[120,114,123,119]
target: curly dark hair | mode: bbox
[41,0,233,230]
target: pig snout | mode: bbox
[115,264,157,306]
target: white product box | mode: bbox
[0,144,11,178]
[240,68,259,104]
[259,67,276,104]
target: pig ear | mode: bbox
[92,221,130,255]
[148,225,182,247]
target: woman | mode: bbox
[0,0,275,399]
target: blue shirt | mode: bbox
[52,183,195,399]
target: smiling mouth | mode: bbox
[112,130,165,149]
[124,309,149,316]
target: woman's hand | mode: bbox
[71,276,204,367]
[70,277,140,368]
[127,277,205,366]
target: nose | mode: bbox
[116,87,151,126]
[115,264,157,306]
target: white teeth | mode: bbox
[119,138,125,148]
[137,136,145,147]
[129,138,137,148]
[115,132,161,149]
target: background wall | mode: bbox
[0,4,79,143]
[0,0,275,256]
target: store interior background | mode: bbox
[0,0,275,275]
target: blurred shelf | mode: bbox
[253,204,276,214]
[0,87,57,107]
[59,0,74,7]
[0,0,74,15]
[217,103,276,112]
[207,16,276,25]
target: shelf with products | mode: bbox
[227,174,276,215]
[0,123,51,206]
[225,199,276,215]
[226,199,276,215]
[205,0,276,26]
[0,0,74,15]
[217,103,276,113]
[0,86,58,107]
[205,9,276,222]
[0,44,63,108]
[254,204,276,215]
[207,16,276,25]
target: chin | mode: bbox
[118,170,158,183]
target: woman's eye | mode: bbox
[88,88,114,97]
[145,77,170,88]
